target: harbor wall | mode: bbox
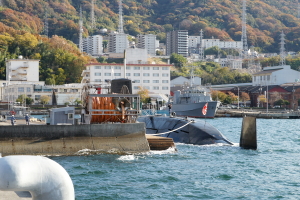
[0,123,150,156]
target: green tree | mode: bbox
[55,68,66,85]
[170,53,187,68]
[137,86,150,104]
[40,95,50,107]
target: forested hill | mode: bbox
[1,0,300,52]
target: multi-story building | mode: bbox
[166,30,188,57]
[83,35,103,56]
[108,33,129,53]
[81,63,172,95]
[188,36,242,54]
[6,56,39,82]
[252,65,300,86]
[137,34,157,56]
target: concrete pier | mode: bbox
[0,123,150,156]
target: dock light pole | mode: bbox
[238,87,240,109]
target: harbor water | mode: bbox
[50,118,300,200]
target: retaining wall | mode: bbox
[0,123,149,156]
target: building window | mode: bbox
[114,73,121,76]
[162,86,169,90]
[153,73,159,77]
[143,73,150,76]
[162,67,168,70]
[144,86,150,89]
[134,67,140,70]
[134,80,140,83]
[105,66,111,69]
[143,67,150,70]
[153,67,159,70]
[95,66,101,69]
[126,73,131,76]
[18,87,24,92]
[162,73,169,77]
[35,95,41,100]
[126,66,131,70]
[153,80,159,83]
[114,66,121,69]
[162,80,169,83]
[95,79,101,82]
[104,73,111,76]
[153,86,159,90]
[134,73,140,76]
[94,72,101,76]
[27,87,31,92]
[133,86,139,90]
[143,80,150,83]
[68,113,74,120]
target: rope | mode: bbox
[148,119,195,136]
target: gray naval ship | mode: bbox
[170,86,220,118]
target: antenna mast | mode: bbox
[43,8,49,38]
[91,0,96,29]
[298,1,300,19]
[199,29,204,61]
[241,0,248,58]
[79,5,83,52]
[280,31,286,66]
[118,0,124,34]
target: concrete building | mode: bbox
[0,82,82,106]
[171,76,202,87]
[108,33,129,53]
[6,56,39,82]
[252,65,300,86]
[82,63,172,95]
[188,36,242,55]
[137,34,157,56]
[125,48,148,64]
[166,30,188,57]
[83,35,103,56]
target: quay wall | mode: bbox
[0,123,150,156]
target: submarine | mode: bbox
[137,115,257,149]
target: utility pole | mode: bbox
[43,8,49,38]
[91,0,96,29]
[79,5,83,52]
[298,1,300,19]
[199,29,204,61]
[118,0,124,34]
[280,31,286,66]
[241,0,248,58]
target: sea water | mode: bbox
[50,118,300,200]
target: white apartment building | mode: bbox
[125,48,148,64]
[204,38,242,49]
[83,35,103,56]
[166,30,188,57]
[188,36,242,54]
[252,65,300,86]
[81,63,172,95]
[6,56,39,82]
[108,33,129,53]
[137,34,157,56]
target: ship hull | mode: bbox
[171,101,219,118]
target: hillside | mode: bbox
[0,0,300,52]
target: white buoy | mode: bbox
[0,155,75,200]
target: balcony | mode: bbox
[81,69,90,76]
